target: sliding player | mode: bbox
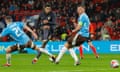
[54,5,91,66]
[0,16,55,67]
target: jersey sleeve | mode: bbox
[0,28,9,37]
[17,22,25,29]
[78,15,85,26]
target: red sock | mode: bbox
[90,45,98,56]
[79,45,83,58]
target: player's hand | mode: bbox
[43,20,49,24]
[22,17,27,23]
[32,32,38,39]
[68,31,76,36]
[72,30,76,33]
[90,34,94,38]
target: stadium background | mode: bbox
[0,0,120,54]
[0,0,120,72]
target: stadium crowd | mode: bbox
[0,0,120,41]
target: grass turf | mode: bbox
[0,54,120,72]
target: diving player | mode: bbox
[0,16,55,67]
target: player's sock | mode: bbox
[90,45,98,56]
[79,45,84,58]
[34,39,49,60]
[41,39,49,48]
[55,46,67,63]
[39,48,53,57]
[32,48,52,64]
[6,53,11,64]
[32,51,41,64]
[69,48,79,63]
[36,51,42,59]
[36,39,49,59]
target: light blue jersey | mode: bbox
[77,13,90,37]
[0,22,30,45]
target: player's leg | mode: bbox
[41,40,49,48]
[33,48,56,64]
[35,35,52,60]
[68,48,79,66]
[55,34,79,65]
[5,47,11,66]
[79,45,84,59]
[55,42,68,64]
[26,41,55,64]
[88,41,99,58]
[4,45,18,67]
[55,42,79,65]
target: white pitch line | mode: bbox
[49,68,119,72]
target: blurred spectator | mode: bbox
[0,0,120,41]
[36,3,56,41]
[95,25,101,40]
[115,9,120,19]
[104,17,113,27]
[101,25,111,40]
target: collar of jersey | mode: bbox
[7,22,13,26]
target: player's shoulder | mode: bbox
[14,21,23,24]
[81,13,89,20]
[81,13,88,18]
[7,22,22,28]
[14,21,24,26]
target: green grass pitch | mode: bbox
[0,54,120,72]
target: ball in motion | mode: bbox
[111,60,119,68]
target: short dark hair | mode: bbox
[5,16,13,22]
[77,4,86,8]
[5,16,12,20]
[44,3,51,8]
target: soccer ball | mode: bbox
[111,60,119,68]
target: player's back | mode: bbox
[4,22,30,45]
[78,13,90,37]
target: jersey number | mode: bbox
[12,27,22,37]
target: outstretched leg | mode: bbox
[55,42,79,66]
[30,41,55,64]
[69,48,79,66]
[55,45,67,63]
[35,35,52,60]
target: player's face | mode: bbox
[5,19,12,25]
[45,7,51,14]
[77,7,84,15]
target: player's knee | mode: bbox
[32,45,37,50]
[64,43,69,48]
[6,48,11,53]
[29,42,36,50]
[65,42,72,49]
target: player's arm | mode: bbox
[0,28,9,38]
[24,25,38,39]
[72,21,82,33]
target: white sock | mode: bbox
[69,48,79,62]
[55,46,67,62]
[39,48,53,57]
[6,53,11,64]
